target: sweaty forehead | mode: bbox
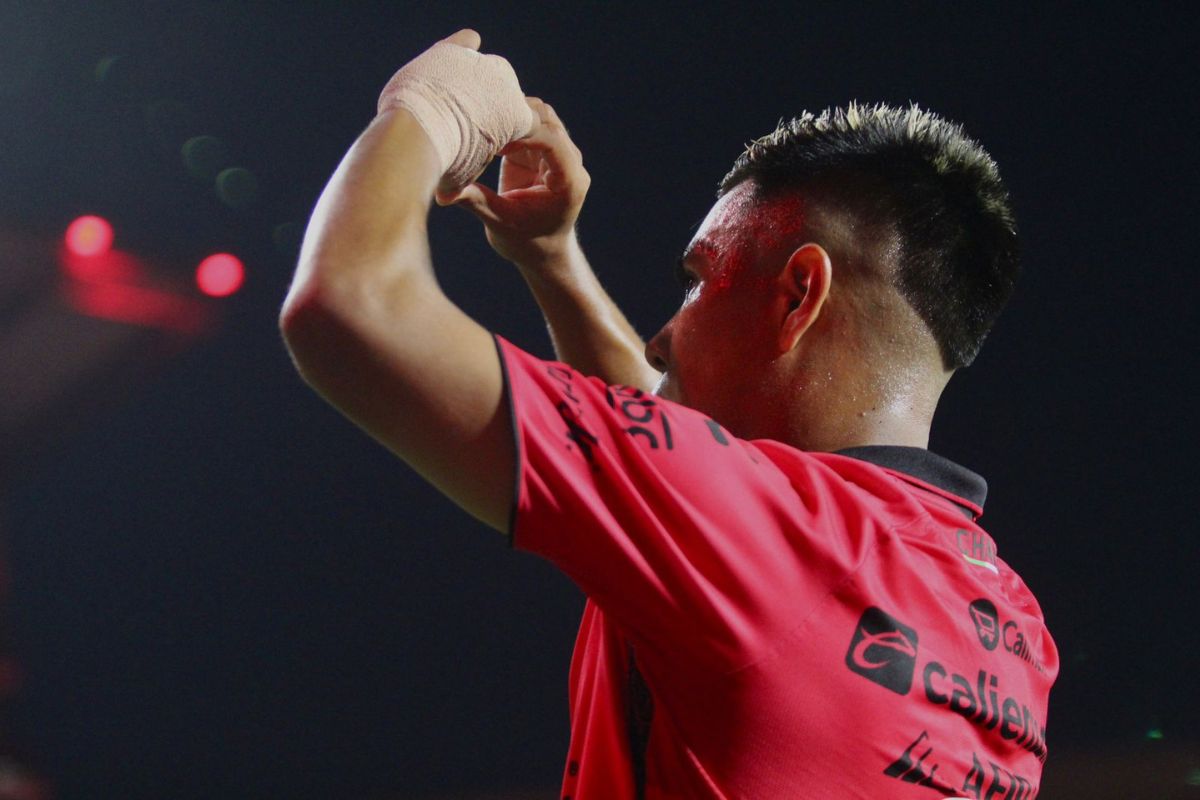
[687,181,807,265]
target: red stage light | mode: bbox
[195,253,244,297]
[65,215,114,258]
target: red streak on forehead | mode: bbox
[750,193,807,252]
[687,239,719,262]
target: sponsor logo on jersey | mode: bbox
[968,598,1049,675]
[604,385,675,451]
[845,607,919,695]
[845,607,1048,763]
[882,730,958,793]
[922,662,1047,761]
[956,529,998,573]
[885,730,1040,799]
[968,598,1000,651]
[547,365,600,465]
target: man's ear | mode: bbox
[778,242,832,353]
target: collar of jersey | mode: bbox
[834,445,987,518]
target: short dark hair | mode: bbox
[719,103,1019,369]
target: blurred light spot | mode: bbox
[196,253,244,297]
[183,135,230,181]
[216,167,258,210]
[60,247,141,284]
[65,215,113,258]
[65,279,210,335]
[272,221,303,257]
[1146,728,1164,740]
[93,50,156,97]
[1185,768,1200,787]
[93,55,121,84]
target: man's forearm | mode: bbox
[443,97,661,393]
[285,110,440,320]
[281,105,518,530]
[517,236,662,392]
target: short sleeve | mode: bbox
[495,336,856,671]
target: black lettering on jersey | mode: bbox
[547,365,580,402]
[620,398,654,423]
[923,663,1047,762]
[626,426,659,449]
[556,400,598,465]
[961,752,1036,800]
[606,386,674,451]
[704,418,729,445]
[884,732,1038,799]
[883,731,956,793]
[547,366,600,464]
[605,385,645,409]
[961,752,985,799]
[626,421,674,450]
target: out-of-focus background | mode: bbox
[1,2,1195,798]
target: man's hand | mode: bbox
[377,28,534,194]
[439,98,660,392]
[437,98,590,268]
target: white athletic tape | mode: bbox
[377,40,535,190]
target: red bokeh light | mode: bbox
[65,215,114,258]
[195,253,244,297]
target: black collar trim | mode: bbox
[834,445,988,514]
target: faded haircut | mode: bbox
[719,103,1020,369]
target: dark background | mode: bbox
[1,2,1196,797]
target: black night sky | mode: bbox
[1,2,1196,798]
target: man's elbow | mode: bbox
[278,281,356,389]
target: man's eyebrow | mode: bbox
[681,239,717,263]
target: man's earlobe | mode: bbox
[778,243,832,353]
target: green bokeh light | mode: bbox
[183,136,231,181]
[93,55,120,84]
[216,167,259,210]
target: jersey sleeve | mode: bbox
[495,336,859,671]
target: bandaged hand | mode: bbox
[377,29,535,192]
[441,98,591,270]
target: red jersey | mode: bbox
[496,337,1058,799]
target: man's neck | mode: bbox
[791,415,932,453]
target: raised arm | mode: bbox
[441,101,662,392]
[279,30,532,532]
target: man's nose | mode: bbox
[644,324,670,372]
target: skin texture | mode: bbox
[452,93,952,452]
[444,98,660,392]
[646,184,800,435]
[647,182,951,449]
[281,29,954,539]
[281,30,517,532]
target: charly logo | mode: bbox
[968,598,1000,651]
[955,529,998,574]
[845,607,919,695]
[968,598,1048,675]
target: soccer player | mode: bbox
[281,30,1058,799]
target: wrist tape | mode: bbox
[377,41,534,190]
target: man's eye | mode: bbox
[675,259,697,291]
